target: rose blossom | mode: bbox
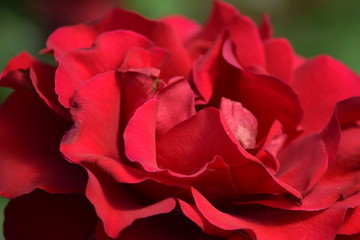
[1,1,360,239]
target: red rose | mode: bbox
[1,1,360,239]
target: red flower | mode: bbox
[1,1,360,239]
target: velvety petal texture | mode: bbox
[1,1,359,239]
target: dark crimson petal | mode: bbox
[85,167,176,238]
[47,8,191,79]
[338,206,360,235]
[192,188,347,240]
[4,189,97,240]
[0,92,86,198]
[161,16,200,43]
[264,38,295,83]
[55,30,161,107]
[276,134,328,194]
[96,210,224,240]
[292,55,360,135]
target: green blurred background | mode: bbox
[0,0,359,239]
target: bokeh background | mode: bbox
[0,0,359,238]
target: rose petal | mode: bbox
[0,52,68,117]
[193,34,303,139]
[255,120,285,173]
[4,189,97,240]
[86,167,176,238]
[220,97,258,149]
[47,8,191,79]
[156,107,246,175]
[293,55,360,135]
[276,134,328,195]
[264,38,295,83]
[161,15,200,43]
[338,206,360,235]
[156,77,196,136]
[192,188,347,240]
[258,14,273,40]
[179,199,233,237]
[55,30,160,107]
[194,1,265,68]
[124,99,159,172]
[0,92,86,198]
[0,52,35,91]
[61,71,121,161]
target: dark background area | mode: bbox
[1,0,359,238]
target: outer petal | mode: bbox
[292,55,360,135]
[61,71,148,184]
[55,30,167,107]
[0,92,86,198]
[192,188,347,240]
[0,52,35,90]
[46,8,191,79]
[86,167,176,238]
[193,1,265,67]
[4,190,97,240]
[0,52,68,117]
[62,71,121,161]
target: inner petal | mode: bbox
[220,97,258,149]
